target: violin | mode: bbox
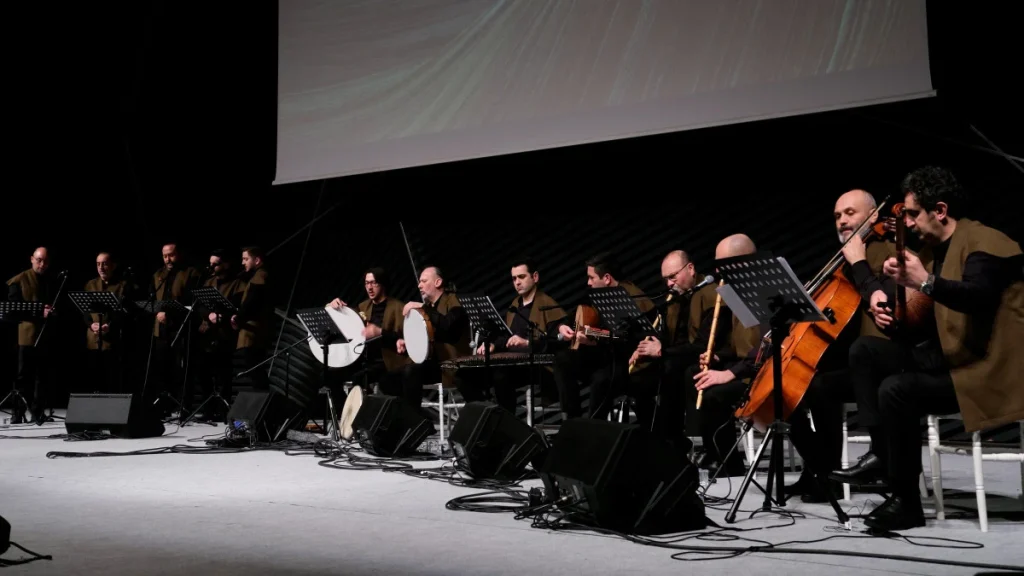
[735,200,899,431]
[890,203,934,336]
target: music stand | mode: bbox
[713,254,849,526]
[458,294,513,393]
[297,308,348,441]
[588,287,659,339]
[68,291,123,394]
[0,302,44,423]
[176,288,240,426]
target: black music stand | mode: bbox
[714,254,849,526]
[134,299,189,414]
[459,294,513,395]
[0,302,45,423]
[68,291,123,394]
[297,308,347,440]
[588,286,659,339]
[176,287,240,425]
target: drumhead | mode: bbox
[340,385,362,440]
[404,310,430,364]
[308,306,367,368]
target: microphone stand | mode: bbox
[509,305,549,427]
[170,268,208,424]
[140,269,171,405]
[34,270,69,422]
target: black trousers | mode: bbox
[16,345,51,415]
[849,336,959,496]
[85,348,123,394]
[684,364,748,470]
[788,369,852,476]
[380,359,444,413]
[148,337,185,406]
[456,365,556,415]
[552,345,614,419]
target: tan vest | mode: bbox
[920,219,1024,432]
[84,277,129,350]
[6,269,46,346]
[358,297,412,372]
[236,267,270,350]
[152,266,200,338]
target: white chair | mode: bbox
[926,414,1024,532]
[421,383,463,449]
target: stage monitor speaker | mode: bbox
[1,514,9,555]
[450,402,545,480]
[65,394,164,438]
[227,389,306,442]
[352,395,432,457]
[541,418,706,535]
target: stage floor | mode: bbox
[2,414,1022,575]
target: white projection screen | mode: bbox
[276,0,933,184]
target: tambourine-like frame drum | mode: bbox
[340,384,362,440]
[308,306,366,368]
[403,308,434,364]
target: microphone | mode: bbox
[686,275,716,294]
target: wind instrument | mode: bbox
[696,280,725,409]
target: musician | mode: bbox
[230,246,272,390]
[551,252,654,421]
[457,257,566,413]
[785,189,898,502]
[82,252,133,393]
[392,266,471,411]
[328,267,410,394]
[196,249,240,418]
[688,234,765,476]
[148,243,202,411]
[832,166,1024,532]
[628,250,723,450]
[6,247,57,424]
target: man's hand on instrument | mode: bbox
[328,298,347,309]
[698,351,719,371]
[208,312,218,323]
[396,339,406,354]
[156,311,167,324]
[882,251,927,288]
[694,368,734,390]
[90,322,101,333]
[403,302,422,316]
[841,234,867,264]
[43,305,52,318]
[575,328,597,345]
[230,314,239,330]
[362,323,381,339]
[629,349,641,366]
[506,335,529,348]
[476,343,495,355]
[101,323,109,334]
[869,290,893,329]
[636,337,661,358]
[558,324,575,340]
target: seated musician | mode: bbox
[328,267,411,395]
[784,189,897,502]
[457,257,567,414]
[628,249,721,456]
[688,234,765,476]
[830,166,1024,532]
[392,266,472,411]
[551,252,654,422]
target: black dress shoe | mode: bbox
[864,495,925,532]
[830,452,885,486]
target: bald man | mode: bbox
[687,234,764,476]
[147,242,202,414]
[6,247,58,424]
[387,266,472,412]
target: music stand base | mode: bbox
[180,391,232,427]
[0,389,31,423]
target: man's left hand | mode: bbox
[636,337,661,358]
[883,250,928,288]
[403,302,422,316]
[694,369,734,390]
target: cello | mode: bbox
[735,201,897,431]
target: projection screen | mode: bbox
[276,0,932,184]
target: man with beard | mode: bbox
[82,251,135,393]
[147,243,201,412]
[196,249,241,418]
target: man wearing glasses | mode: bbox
[6,247,57,424]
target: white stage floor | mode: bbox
[2,414,1023,575]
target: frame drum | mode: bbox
[403,308,434,364]
[340,384,362,440]
[308,306,366,368]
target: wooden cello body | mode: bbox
[736,205,897,431]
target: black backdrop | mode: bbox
[1,2,1020,431]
